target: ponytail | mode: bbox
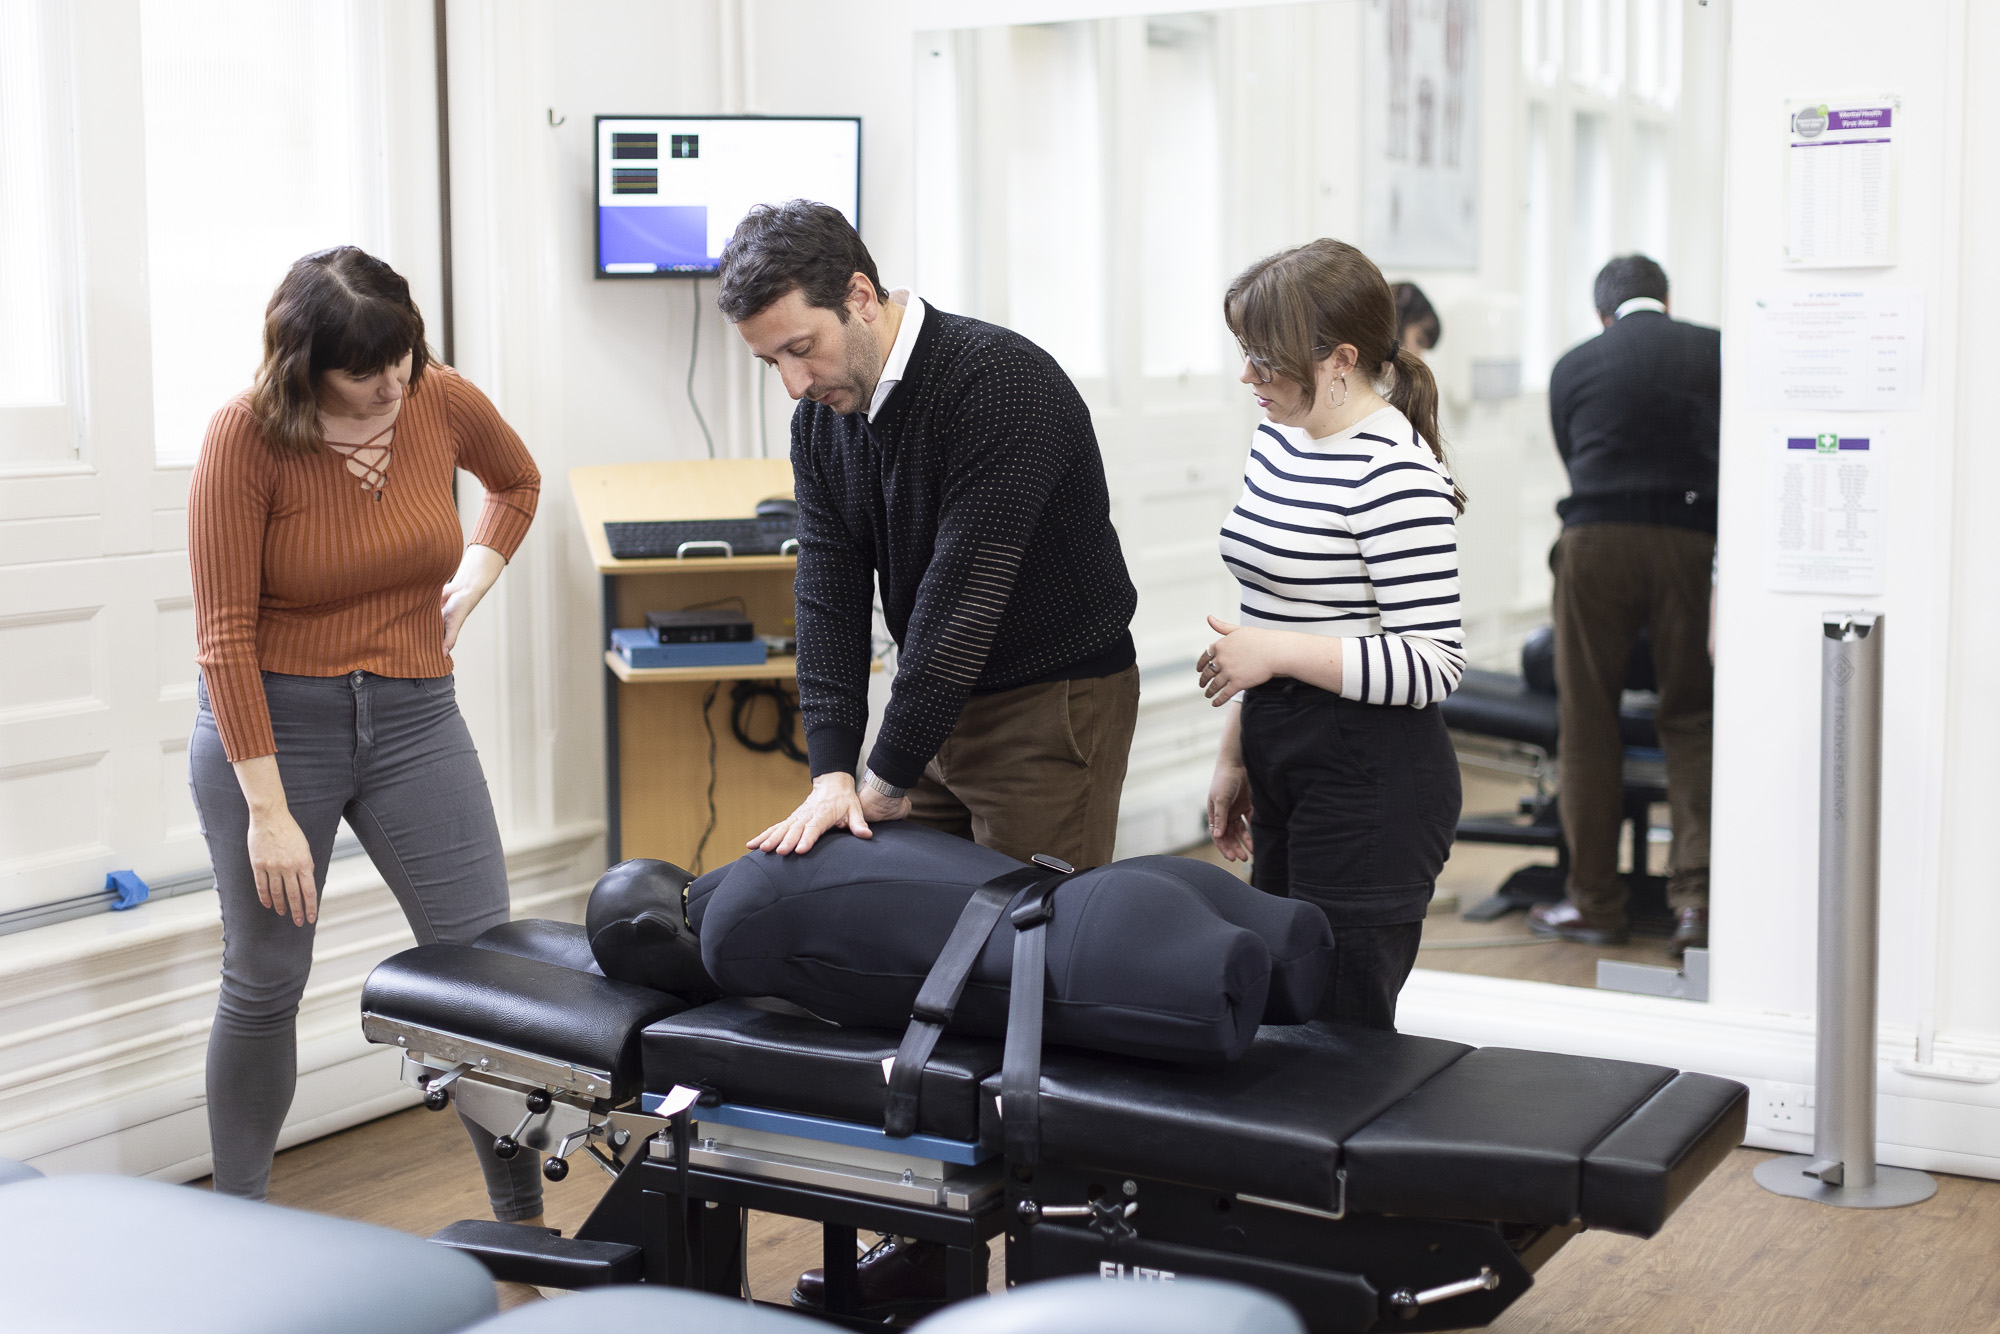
[1385,346,1465,514]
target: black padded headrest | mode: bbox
[585,859,720,1002]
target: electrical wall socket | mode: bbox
[1754,1081,1815,1133]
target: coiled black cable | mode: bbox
[729,680,807,765]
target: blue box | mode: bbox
[611,628,767,670]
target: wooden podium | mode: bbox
[573,459,814,871]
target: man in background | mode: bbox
[1530,255,1719,956]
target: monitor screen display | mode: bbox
[594,115,861,277]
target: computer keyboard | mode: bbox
[603,515,798,560]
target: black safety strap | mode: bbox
[1001,872,1067,1167]
[883,856,1073,1138]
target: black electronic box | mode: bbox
[645,610,756,644]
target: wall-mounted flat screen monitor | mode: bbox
[594,115,861,277]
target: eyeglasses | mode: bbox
[1239,346,1330,385]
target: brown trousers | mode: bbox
[906,665,1141,869]
[1551,525,1714,921]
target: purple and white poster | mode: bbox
[1360,0,1479,270]
[1784,97,1899,268]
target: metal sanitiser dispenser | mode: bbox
[1755,613,1935,1208]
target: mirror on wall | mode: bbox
[913,0,1727,996]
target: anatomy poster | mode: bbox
[1361,0,1480,269]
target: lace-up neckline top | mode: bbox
[324,420,397,498]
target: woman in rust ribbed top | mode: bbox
[188,247,544,1220]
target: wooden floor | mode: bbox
[242,1105,1999,1330]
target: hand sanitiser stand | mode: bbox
[1754,613,1936,1208]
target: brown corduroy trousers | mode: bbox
[906,665,1141,870]
[1551,524,1715,924]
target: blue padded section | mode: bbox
[641,1095,993,1167]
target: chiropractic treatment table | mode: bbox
[347,836,1747,1333]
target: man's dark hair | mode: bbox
[1593,254,1669,319]
[716,200,887,323]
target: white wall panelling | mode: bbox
[0,824,602,1178]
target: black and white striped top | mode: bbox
[1219,405,1464,708]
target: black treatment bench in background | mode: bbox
[1441,625,1678,934]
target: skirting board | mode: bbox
[1399,967,2000,1181]
[0,821,603,1181]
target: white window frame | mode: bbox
[0,0,85,468]
[0,0,442,926]
[1519,0,1691,380]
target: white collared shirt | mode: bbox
[866,291,927,422]
[1614,296,1668,320]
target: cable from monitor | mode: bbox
[686,279,716,458]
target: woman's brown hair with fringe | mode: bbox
[249,247,430,457]
[1224,239,1465,513]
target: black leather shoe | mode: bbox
[1527,900,1629,945]
[1671,907,1708,956]
[792,1235,948,1318]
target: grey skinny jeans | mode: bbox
[190,670,543,1218]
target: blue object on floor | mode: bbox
[0,1157,44,1186]
[106,870,150,910]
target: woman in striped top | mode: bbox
[187,248,542,1219]
[1199,239,1465,1029]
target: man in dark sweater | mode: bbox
[716,198,1140,1317]
[1529,255,1718,956]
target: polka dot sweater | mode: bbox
[790,307,1137,788]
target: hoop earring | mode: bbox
[1332,373,1349,409]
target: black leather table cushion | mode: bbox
[363,944,684,1099]
[1442,669,1559,752]
[473,919,603,976]
[1441,670,1661,753]
[643,999,1002,1143]
[1342,1047,1675,1226]
[978,1023,1472,1212]
[1580,1072,1748,1236]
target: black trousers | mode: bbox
[1241,679,1459,1029]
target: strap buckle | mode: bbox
[1011,856,1074,930]
[911,998,954,1026]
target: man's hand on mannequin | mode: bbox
[749,772,908,857]
[858,783,911,826]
